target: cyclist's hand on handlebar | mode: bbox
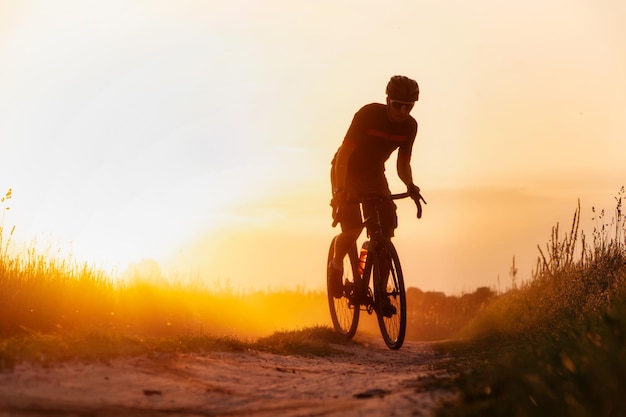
[407,183,420,198]
[407,184,426,219]
[408,184,426,202]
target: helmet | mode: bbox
[386,75,419,102]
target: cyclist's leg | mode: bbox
[330,201,362,268]
[331,228,361,267]
[328,202,362,297]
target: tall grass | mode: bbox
[439,187,626,417]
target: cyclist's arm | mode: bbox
[397,148,415,188]
[397,118,418,189]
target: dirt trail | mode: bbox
[0,337,460,416]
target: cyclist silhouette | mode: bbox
[329,75,421,307]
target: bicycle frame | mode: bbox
[327,190,423,349]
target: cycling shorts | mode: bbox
[339,199,398,238]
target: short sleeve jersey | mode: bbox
[342,103,417,194]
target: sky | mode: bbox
[1,0,625,294]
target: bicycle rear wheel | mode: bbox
[372,242,407,350]
[327,237,360,338]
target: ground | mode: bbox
[0,337,459,417]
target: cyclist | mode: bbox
[329,75,421,315]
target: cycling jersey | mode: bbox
[341,103,417,195]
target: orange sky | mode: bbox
[1,1,625,294]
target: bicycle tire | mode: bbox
[326,237,360,338]
[372,241,407,350]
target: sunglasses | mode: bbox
[389,100,415,111]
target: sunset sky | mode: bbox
[1,1,624,294]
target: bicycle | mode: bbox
[327,191,424,350]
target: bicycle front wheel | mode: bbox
[372,241,407,350]
[327,237,360,338]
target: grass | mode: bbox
[0,245,332,339]
[255,326,351,355]
[0,325,349,371]
[437,187,626,417]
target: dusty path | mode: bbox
[0,337,459,417]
